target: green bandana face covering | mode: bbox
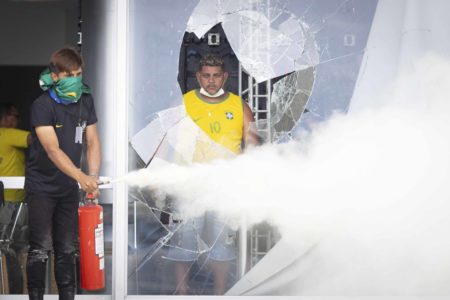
[54,76,83,102]
[39,68,90,103]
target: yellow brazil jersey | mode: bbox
[183,89,244,162]
[0,128,29,202]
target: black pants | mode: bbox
[26,193,79,293]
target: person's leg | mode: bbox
[166,217,204,294]
[1,202,24,294]
[8,202,29,294]
[210,260,230,295]
[53,194,79,300]
[26,194,56,299]
[174,262,190,295]
[4,247,23,293]
[205,212,236,295]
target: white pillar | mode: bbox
[112,0,129,299]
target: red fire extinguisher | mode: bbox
[78,192,105,290]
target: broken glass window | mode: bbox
[128,0,378,295]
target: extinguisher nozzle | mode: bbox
[97,176,126,187]
[97,180,110,186]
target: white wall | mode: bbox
[349,0,450,112]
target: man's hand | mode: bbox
[77,173,99,194]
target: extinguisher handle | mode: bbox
[89,198,99,205]
[80,194,98,206]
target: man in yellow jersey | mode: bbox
[0,103,30,294]
[166,54,259,295]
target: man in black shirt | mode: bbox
[25,47,101,300]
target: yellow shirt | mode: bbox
[0,128,29,202]
[183,90,244,162]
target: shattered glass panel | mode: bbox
[270,67,315,141]
[128,0,377,295]
[188,0,319,83]
[129,108,242,295]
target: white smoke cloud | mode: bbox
[125,53,450,295]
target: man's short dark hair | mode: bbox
[50,47,84,74]
[199,54,225,70]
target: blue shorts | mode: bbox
[165,212,236,262]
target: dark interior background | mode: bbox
[0,66,45,130]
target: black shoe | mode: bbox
[58,287,75,300]
[28,288,44,300]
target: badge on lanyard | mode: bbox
[75,121,87,144]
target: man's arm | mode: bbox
[85,123,101,178]
[35,126,98,193]
[243,102,261,148]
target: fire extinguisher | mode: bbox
[78,192,105,290]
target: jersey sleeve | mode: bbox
[31,97,55,127]
[4,129,29,148]
[85,94,98,126]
